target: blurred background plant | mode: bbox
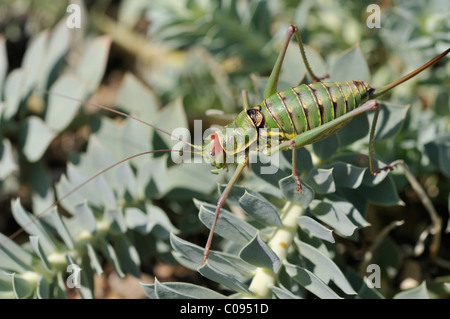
[0,0,448,299]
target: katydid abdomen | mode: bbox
[256,81,370,140]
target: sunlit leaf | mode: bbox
[76,36,112,94]
[0,139,17,179]
[198,262,252,294]
[305,168,336,194]
[45,74,86,132]
[393,282,429,299]
[21,31,48,95]
[297,216,335,243]
[284,262,342,299]
[239,232,281,273]
[296,239,356,295]
[238,191,283,227]
[3,69,25,121]
[329,44,370,82]
[141,278,228,299]
[19,116,55,162]
[309,200,357,237]
[279,176,314,207]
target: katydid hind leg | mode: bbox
[291,26,328,83]
[264,24,328,99]
[368,100,398,175]
[263,25,298,99]
[275,100,388,181]
[273,100,380,154]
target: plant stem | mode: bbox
[394,160,442,261]
[359,219,404,275]
[248,202,304,298]
[91,13,187,66]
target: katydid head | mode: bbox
[203,109,260,170]
[203,132,227,170]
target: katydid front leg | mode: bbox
[202,91,251,264]
[202,162,247,265]
[289,140,303,194]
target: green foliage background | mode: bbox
[0,0,449,299]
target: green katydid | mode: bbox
[3,25,449,269]
[199,25,449,264]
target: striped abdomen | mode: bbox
[257,81,371,140]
